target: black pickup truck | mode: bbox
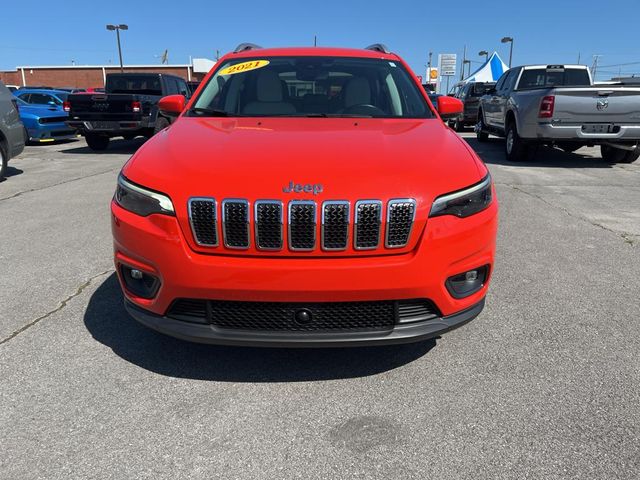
[65,73,189,151]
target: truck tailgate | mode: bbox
[68,93,142,121]
[552,87,640,125]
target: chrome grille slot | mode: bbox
[288,201,316,251]
[222,199,249,249]
[354,200,382,250]
[322,201,349,251]
[386,199,416,248]
[255,201,283,250]
[188,198,218,247]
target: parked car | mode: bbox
[5,85,20,93]
[14,97,77,144]
[187,81,201,95]
[13,89,70,111]
[448,81,495,131]
[111,43,497,347]
[65,73,190,151]
[0,81,25,180]
[476,64,640,162]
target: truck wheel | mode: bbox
[601,145,640,164]
[505,122,530,162]
[557,143,581,153]
[0,143,7,181]
[153,117,169,136]
[453,118,465,132]
[85,134,110,151]
[476,114,489,142]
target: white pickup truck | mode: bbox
[476,65,640,163]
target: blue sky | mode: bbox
[1,0,639,81]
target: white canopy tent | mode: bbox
[463,52,509,83]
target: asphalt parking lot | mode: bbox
[1,133,639,479]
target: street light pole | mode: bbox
[479,50,489,61]
[501,36,514,68]
[107,24,129,73]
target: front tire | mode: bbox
[453,118,465,132]
[600,144,640,164]
[0,143,7,180]
[153,116,170,136]
[476,112,489,142]
[505,122,530,162]
[85,134,110,151]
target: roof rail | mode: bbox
[365,44,390,54]
[233,43,262,53]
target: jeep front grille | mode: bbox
[222,199,249,249]
[188,198,416,252]
[354,201,382,250]
[385,199,416,248]
[255,201,283,250]
[321,201,349,251]
[288,201,316,251]
[188,198,218,246]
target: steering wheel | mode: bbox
[342,104,386,116]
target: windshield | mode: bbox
[191,56,433,118]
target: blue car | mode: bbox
[13,90,77,143]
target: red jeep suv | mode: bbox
[111,44,498,347]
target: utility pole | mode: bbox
[314,35,317,47]
[577,52,581,64]
[591,55,602,80]
[460,45,467,81]
[426,51,432,82]
[501,36,514,67]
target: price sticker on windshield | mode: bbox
[219,60,270,76]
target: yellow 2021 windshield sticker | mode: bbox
[219,60,270,76]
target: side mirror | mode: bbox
[158,94,186,117]
[436,96,464,119]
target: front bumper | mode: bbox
[125,297,485,347]
[112,195,497,346]
[27,124,77,142]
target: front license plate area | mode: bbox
[582,123,616,134]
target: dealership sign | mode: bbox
[439,54,457,77]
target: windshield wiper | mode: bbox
[189,107,229,117]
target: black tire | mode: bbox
[23,127,32,145]
[453,118,465,132]
[557,143,581,153]
[600,144,640,164]
[153,116,170,136]
[505,121,530,162]
[0,143,7,180]
[85,134,110,151]
[476,112,489,142]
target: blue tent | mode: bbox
[464,52,509,83]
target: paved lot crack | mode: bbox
[505,183,637,246]
[0,269,114,346]
[0,168,120,202]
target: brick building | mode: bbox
[0,59,216,89]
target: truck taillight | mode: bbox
[63,101,71,112]
[132,101,141,113]
[539,95,555,118]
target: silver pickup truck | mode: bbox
[476,65,640,163]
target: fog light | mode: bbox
[119,265,160,299]
[446,265,489,299]
[130,269,143,279]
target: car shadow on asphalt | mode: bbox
[0,166,24,182]
[60,138,146,155]
[83,274,436,382]
[463,136,614,169]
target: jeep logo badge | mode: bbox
[283,181,323,195]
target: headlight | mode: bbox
[429,174,492,218]
[115,174,175,216]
